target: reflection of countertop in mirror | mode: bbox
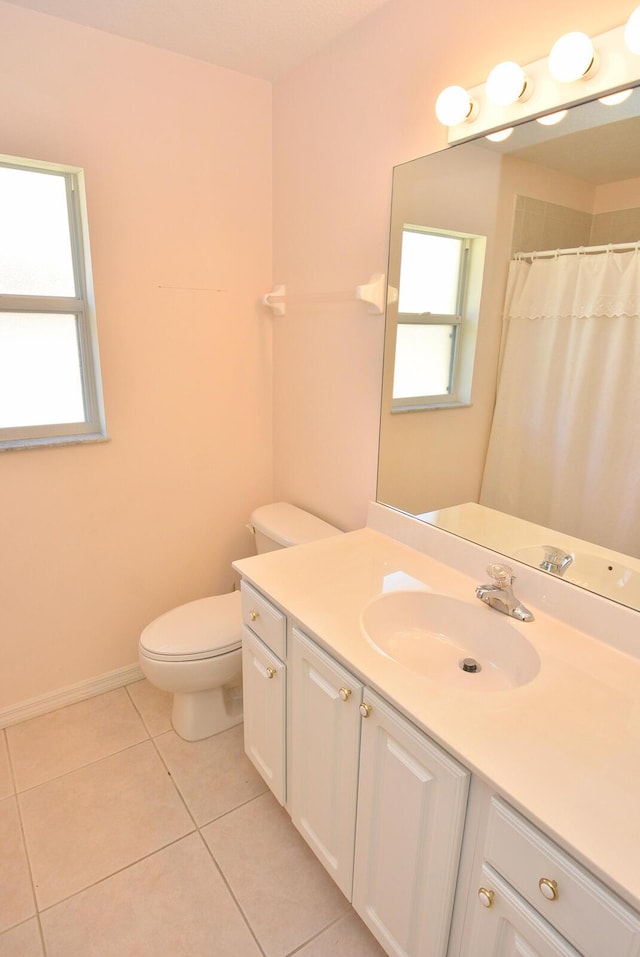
[234,520,640,911]
[421,502,640,606]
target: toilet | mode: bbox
[138,503,342,741]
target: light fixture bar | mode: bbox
[447,23,640,144]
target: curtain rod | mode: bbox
[515,241,640,261]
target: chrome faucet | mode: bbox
[475,563,534,622]
[539,545,573,576]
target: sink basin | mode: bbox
[360,590,540,691]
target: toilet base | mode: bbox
[171,683,243,741]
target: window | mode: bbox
[391,226,485,411]
[0,156,106,450]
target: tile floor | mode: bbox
[0,680,387,957]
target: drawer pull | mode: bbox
[359,702,373,718]
[249,609,259,622]
[338,687,352,702]
[478,887,495,908]
[539,878,559,901]
[265,667,277,679]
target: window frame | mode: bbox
[0,155,106,451]
[391,226,483,413]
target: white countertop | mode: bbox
[234,526,640,911]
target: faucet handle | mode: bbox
[487,563,514,587]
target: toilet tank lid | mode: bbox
[250,502,342,547]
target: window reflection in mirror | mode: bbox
[392,228,485,411]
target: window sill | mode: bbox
[0,432,110,452]
[391,401,472,414]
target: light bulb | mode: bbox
[549,32,598,82]
[598,89,633,105]
[435,86,478,126]
[486,128,514,142]
[486,62,530,106]
[625,6,640,54]
[536,110,568,126]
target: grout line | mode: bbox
[34,830,198,917]
[195,825,269,957]
[9,736,155,797]
[4,737,48,956]
[284,911,348,956]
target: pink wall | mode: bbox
[0,2,273,709]
[271,0,636,532]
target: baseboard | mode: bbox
[0,663,144,729]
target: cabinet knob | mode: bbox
[338,687,351,702]
[359,702,372,718]
[539,878,559,901]
[249,609,259,622]
[265,666,276,679]
[478,887,495,908]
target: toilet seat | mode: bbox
[139,591,242,663]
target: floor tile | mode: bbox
[155,724,266,826]
[0,796,36,932]
[0,919,43,957]
[0,733,12,799]
[19,741,194,909]
[41,833,262,957]
[295,911,388,956]
[126,679,172,736]
[7,689,149,791]
[202,792,350,957]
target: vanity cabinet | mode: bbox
[289,628,469,956]
[239,578,640,957]
[289,627,363,897]
[353,688,469,957]
[240,582,287,805]
[456,793,640,957]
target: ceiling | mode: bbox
[3,0,392,80]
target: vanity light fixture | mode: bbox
[599,89,633,105]
[439,19,640,142]
[486,62,531,106]
[548,31,598,83]
[485,127,514,142]
[435,86,479,126]
[536,109,568,126]
[625,5,640,54]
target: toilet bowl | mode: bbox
[138,503,341,741]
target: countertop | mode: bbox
[234,526,640,911]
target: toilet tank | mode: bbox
[249,502,342,554]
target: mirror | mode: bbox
[378,88,640,612]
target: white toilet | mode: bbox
[138,503,341,741]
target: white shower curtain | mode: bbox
[480,249,640,557]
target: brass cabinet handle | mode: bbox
[539,878,559,901]
[478,887,495,908]
[359,702,372,718]
[265,667,276,679]
[338,687,351,702]
[249,609,259,622]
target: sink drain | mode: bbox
[460,657,481,673]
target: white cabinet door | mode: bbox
[464,866,582,957]
[241,626,286,805]
[290,628,363,898]
[353,689,469,957]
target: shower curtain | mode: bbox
[479,248,640,557]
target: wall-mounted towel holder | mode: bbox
[262,273,397,316]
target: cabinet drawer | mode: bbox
[485,797,640,957]
[241,581,286,658]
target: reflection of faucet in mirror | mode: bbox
[540,546,573,577]
[476,563,534,622]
